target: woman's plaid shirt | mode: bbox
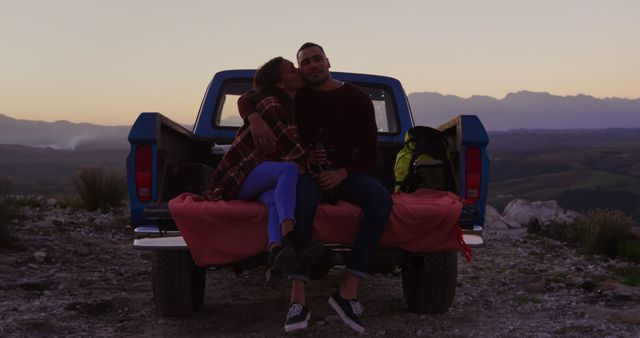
[203,96,306,201]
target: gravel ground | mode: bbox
[1,206,640,337]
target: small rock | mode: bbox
[599,281,640,301]
[484,205,520,229]
[548,282,565,290]
[34,251,48,263]
[502,199,580,227]
[524,277,546,292]
[98,254,112,261]
[51,218,65,226]
[587,306,640,325]
[605,260,627,270]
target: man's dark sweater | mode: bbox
[294,83,378,175]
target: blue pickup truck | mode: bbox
[127,70,489,317]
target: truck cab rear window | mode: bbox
[214,79,398,134]
[215,81,252,128]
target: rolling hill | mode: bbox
[488,145,640,217]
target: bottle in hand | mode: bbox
[311,142,338,205]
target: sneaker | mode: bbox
[284,302,310,333]
[268,245,299,273]
[328,290,365,333]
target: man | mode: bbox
[244,43,392,333]
[287,42,392,333]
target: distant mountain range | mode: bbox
[409,91,640,130]
[0,114,130,150]
[1,90,639,149]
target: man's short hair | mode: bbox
[297,42,325,56]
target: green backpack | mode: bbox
[394,126,457,193]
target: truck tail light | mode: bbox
[465,146,482,203]
[135,144,152,202]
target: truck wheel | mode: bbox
[152,250,206,317]
[401,251,457,314]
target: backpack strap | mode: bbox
[398,132,418,192]
[439,138,457,193]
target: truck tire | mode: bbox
[401,251,457,314]
[152,250,206,317]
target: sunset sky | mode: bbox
[1,0,638,126]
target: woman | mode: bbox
[204,57,321,274]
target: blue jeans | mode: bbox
[236,161,298,247]
[290,174,392,282]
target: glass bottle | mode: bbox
[312,142,338,205]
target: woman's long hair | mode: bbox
[245,57,292,109]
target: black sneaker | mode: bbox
[328,290,365,333]
[268,245,299,273]
[284,302,310,333]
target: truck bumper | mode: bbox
[462,225,484,246]
[134,224,484,251]
[133,226,187,250]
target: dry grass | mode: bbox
[72,166,127,212]
[543,209,640,263]
[0,204,13,248]
[617,239,640,263]
[0,179,19,248]
[580,209,637,256]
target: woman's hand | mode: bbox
[247,113,276,149]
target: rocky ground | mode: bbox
[1,205,640,337]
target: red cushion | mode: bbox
[169,188,464,267]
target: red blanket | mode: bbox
[168,188,467,267]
